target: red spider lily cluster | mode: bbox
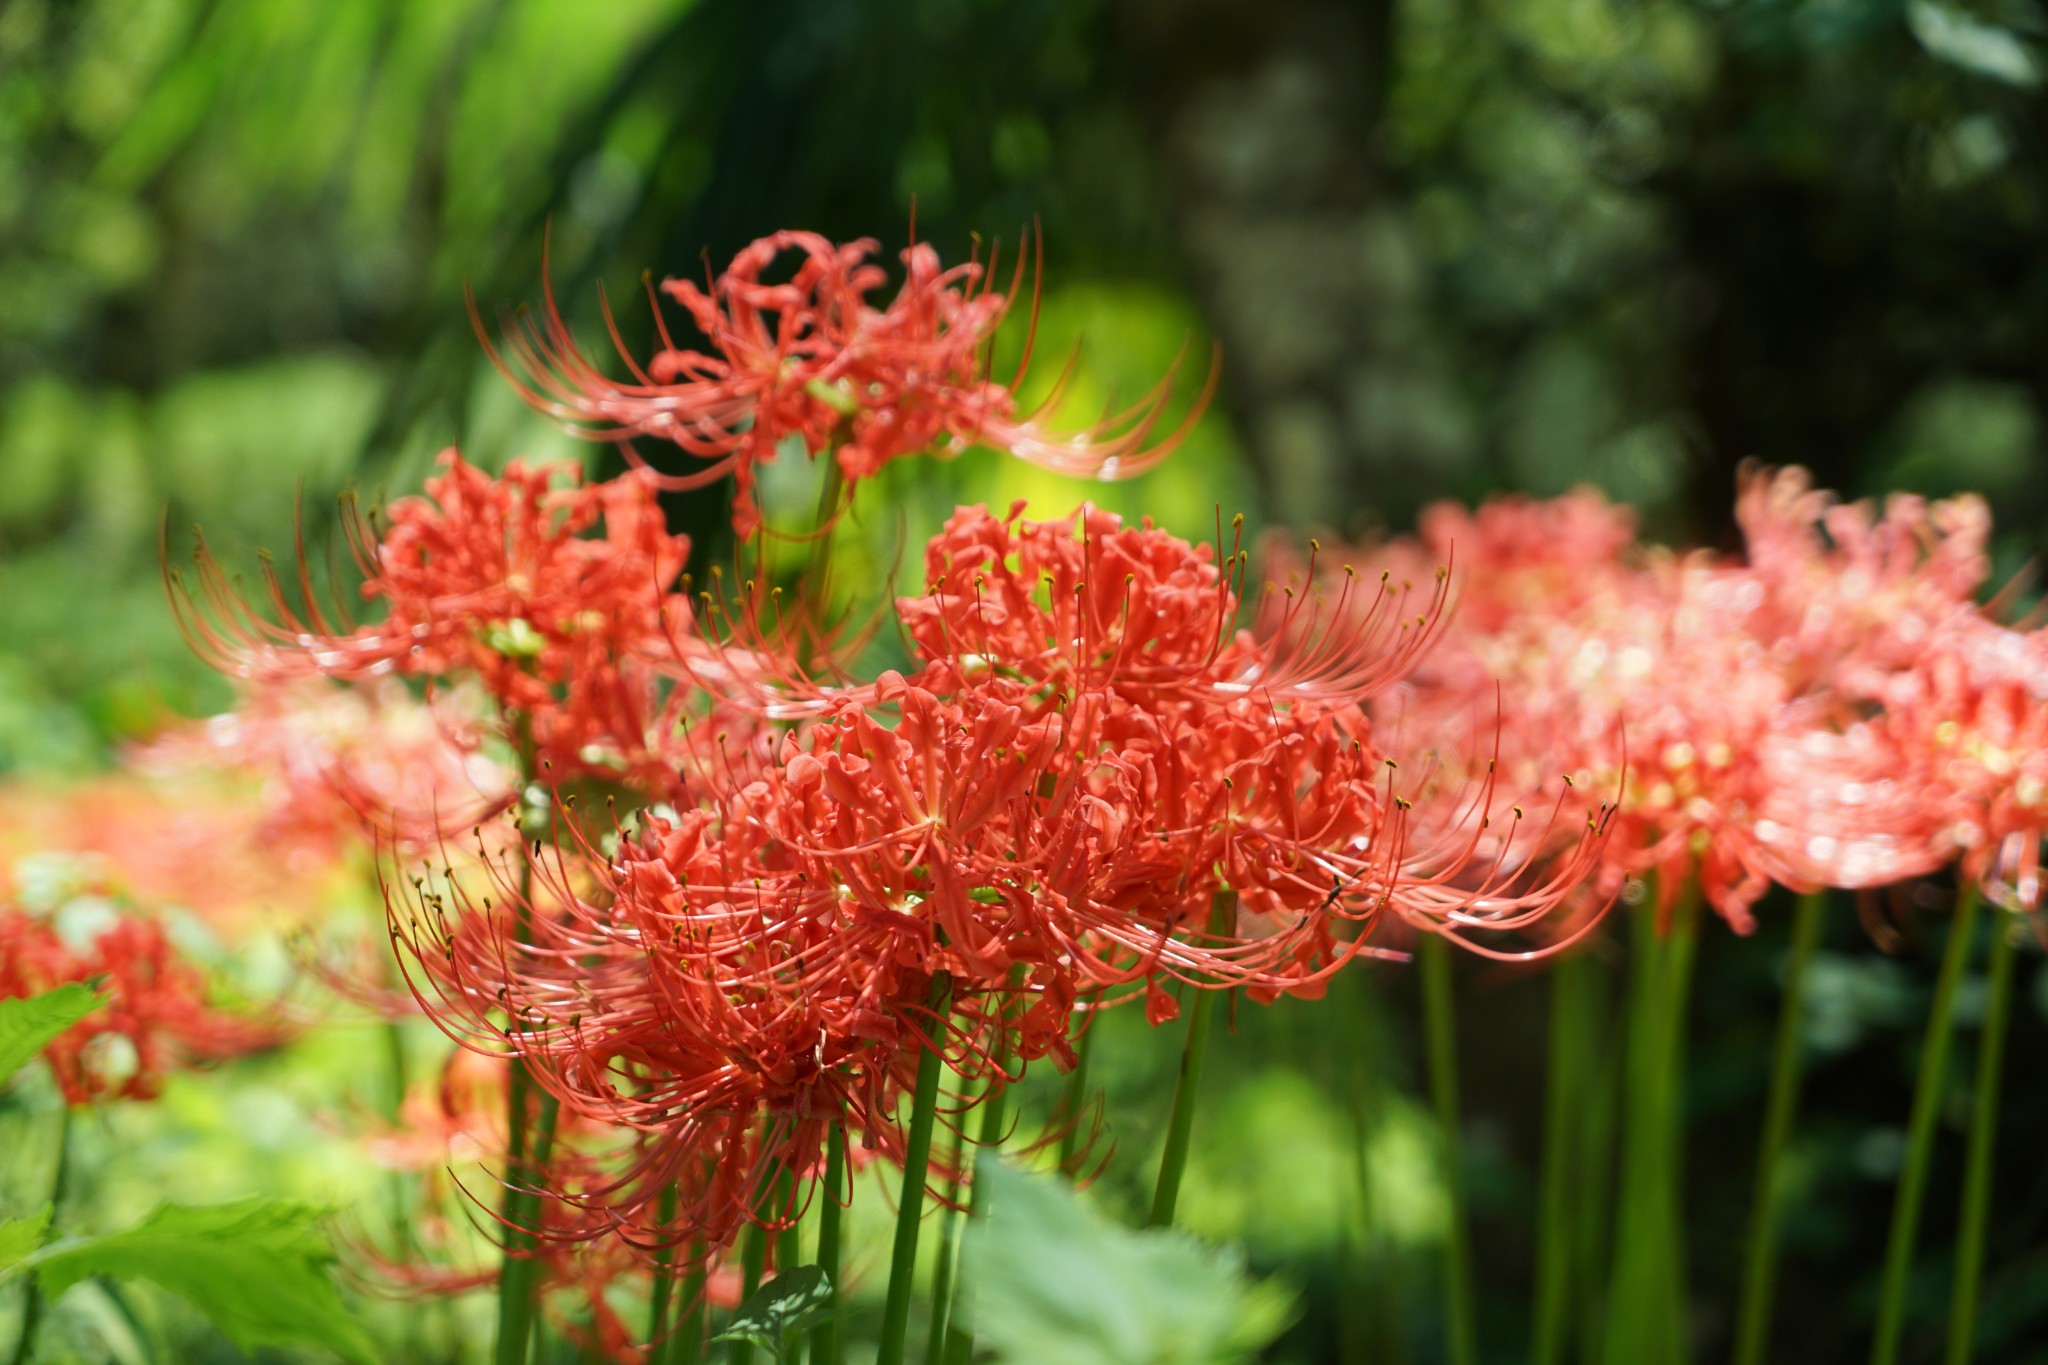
[1328,466,2047,933]
[171,230,1608,1317]
[0,763,321,1107]
[0,903,283,1105]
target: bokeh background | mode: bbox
[4,0,2048,1360]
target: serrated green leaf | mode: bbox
[0,982,105,1080]
[960,1157,1296,1365]
[0,1208,51,1280]
[710,1265,834,1359]
[27,1199,376,1365]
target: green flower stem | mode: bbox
[1055,994,1099,1173]
[1945,901,2016,1365]
[495,724,546,1365]
[1607,887,1698,1365]
[1606,902,1666,1365]
[9,1103,71,1365]
[802,451,847,604]
[1657,894,1701,1360]
[494,1037,539,1361]
[1148,981,1217,1229]
[875,972,953,1365]
[1531,948,1594,1365]
[942,1070,1012,1365]
[944,969,1022,1365]
[1872,883,1982,1365]
[1734,889,1828,1365]
[671,1256,706,1365]
[382,1013,412,1248]
[732,1205,769,1365]
[1421,933,1478,1365]
[813,1123,847,1365]
[924,1121,970,1364]
[645,1184,680,1365]
[776,1163,804,1365]
[497,1090,562,1365]
[1574,966,1620,1365]
[1149,891,1238,1229]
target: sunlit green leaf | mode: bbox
[960,1157,1296,1365]
[711,1265,835,1359]
[0,1208,52,1279]
[25,1199,376,1365]
[1908,1,2041,85]
[0,982,105,1080]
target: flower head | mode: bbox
[0,905,283,1105]
[175,451,696,791]
[484,233,1212,534]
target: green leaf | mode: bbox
[25,1199,376,1365]
[0,982,105,1080]
[960,1157,1296,1365]
[711,1265,835,1359]
[0,1208,51,1280]
[1908,1,2041,85]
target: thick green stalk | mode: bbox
[943,1062,1015,1365]
[1421,933,1478,1365]
[1531,949,1593,1365]
[1148,981,1217,1229]
[1150,892,1237,1229]
[1610,905,1663,1363]
[1574,965,1620,1365]
[924,1123,970,1364]
[1734,890,1829,1365]
[670,1257,706,1365]
[494,1045,538,1365]
[1055,996,1098,1173]
[1871,883,1982,1365]
[775,1164,804,1365]
[495,725,545,1365]
[9,1104,71,1365]
[381,1015,413,1246]
[1656,896,1701,1363]
[495,1088,560,1365]
[645,1184,680,1365]
[1945,903,2016,1365]
[1607,894,1692,1365]
[732,1212,768,1365]
[800,452,847,608]
[813,1124,847,1365]
[875,974,953,1365]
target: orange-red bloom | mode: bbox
[485,233,1211,535]
[0,906,283,1105]
[1332,472,1998,933]
[176,451,696,793]
[380,500,1603,1258]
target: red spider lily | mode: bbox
[902,504,1449,710]
[138,678,516,856]
[174,451,697,792]
[1334,475,1981,933]
[0,907,284,1105]
[1736,464,1993,695]
[377,501,1604,1256]
[1859,607,2048,910]
[482,232,1214,535]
